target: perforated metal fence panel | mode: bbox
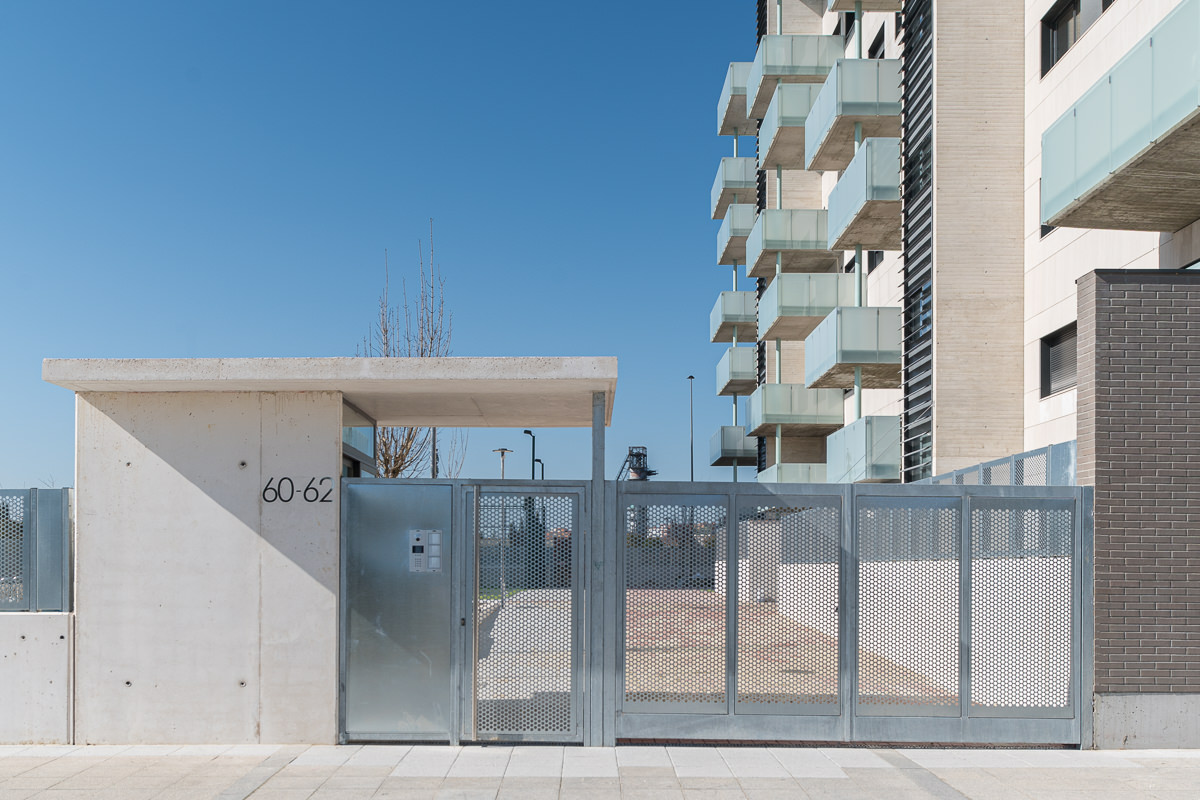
[474,491,580,740]
[970,499,1074,716]
[621,497,727,712]
[856,497,961,716]
[736,496,840,713]
[0,489,71,613]
[0,492,26,609]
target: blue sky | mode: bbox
[0,0,761,486]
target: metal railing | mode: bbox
[918,441,1076,487]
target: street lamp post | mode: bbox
[523,430,536,479]
[687,375,695,481]
[534,458,545,480]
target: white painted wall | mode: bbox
[0,614,72,744]
[73,391,342,744]
[1023,0,1185,450]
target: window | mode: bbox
[1040,224,1056,238]
[1042,0,1080,74]
[867,250,884,273]
[1040,323,1078,397]
[868,26,886,59]
[839,12,856,46]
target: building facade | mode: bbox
[709,0,1200,746]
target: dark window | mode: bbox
[1041,224,1056,238]
[840,12,856,46]
[1040,323,1078,397]
[867,250,884,273]
[1042,1,1080,74]
[868,26,886,59]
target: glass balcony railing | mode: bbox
[805,59,902,172]
[718,61,753,137]
[1041,0,1200,231]
[717,204,758,266]
[710,291,758,343]
[757,463,828,484]
[804,306,902,389]
[758,273,856,341]
[826,137,901,251]
[710,426,758,467]
[759,84,821,169]
[746,384,844,437]
[745,209,837,278]
[746,35,843,120]
[828,0,901,12]
[826,415,901,483]
[711,157,758,220]
[716,346,758,396]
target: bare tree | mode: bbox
[360,221,467,477]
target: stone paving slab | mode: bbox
[0,745,1196,798]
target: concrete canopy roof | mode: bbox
[43,357,617,428]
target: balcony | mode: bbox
[710,291,758,343]
[746,35,843,120]
[804,306,901,389]
[805,59,901,172]
[718,62,753,137]
[757,463,828,484]
[711,157,758,220]
[745,209,838,278]
[717,204,757,266]
[745,384,845,437]
[826,137,901,251]
[710,426,758,467]
[827,0,900,10]
[758,84,821,169]
[758,273,856,341]
[716,346,758,396]
[826,415,901,483]
[1041,0,1200,232]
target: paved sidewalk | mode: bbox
[0,744,1197,799]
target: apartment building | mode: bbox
[710,0,1200,746]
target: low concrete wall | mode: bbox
[1094,694,1200,749]
[0,613,72,744]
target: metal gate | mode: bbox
[340,479,587,745]
[612,482,1091,746]
[342,479,1090,746]
[469,487,585,742]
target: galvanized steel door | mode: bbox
[467,487,584,742]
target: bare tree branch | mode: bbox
[361,221,467,477]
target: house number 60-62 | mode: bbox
[262,477,333,503]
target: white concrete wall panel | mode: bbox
[0,614,72,744]
[1023,0,1185,450]
[74,391,341,744]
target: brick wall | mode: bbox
[1077,270,1200,694]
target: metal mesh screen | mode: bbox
[1016,451,1049,486]
[475,493,575,736]
[736,500,840,708]
[971,501,1073,711]
[0,494,25,607]
[857,498,960,714]
[623,502,726,708]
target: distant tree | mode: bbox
[360,221,467,477]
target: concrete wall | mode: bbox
[73,390,342,744]
[0,614,72,744]
[1077,271,1200,748]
